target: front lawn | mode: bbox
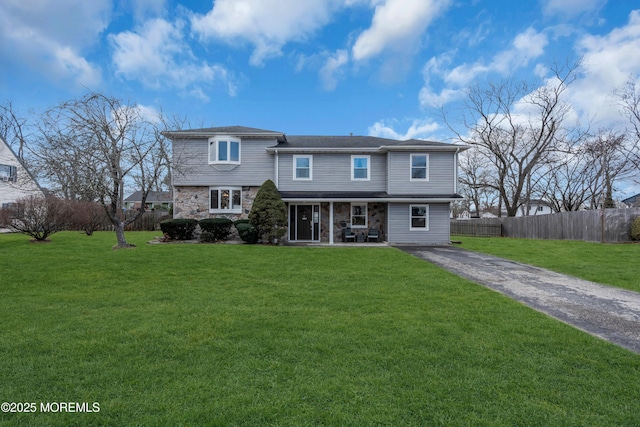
[453,236,640,292]
[1,232,639,426]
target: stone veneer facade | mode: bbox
[173,186,259,221]
[174,187,386,243]
[321,202,386,243]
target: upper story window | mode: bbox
[351,155,370,181]
[209,137,240,165]
[210,187,242,213]
[0,164,17,182]
[294,155,312,180]
[410,154,429,181]
[410,205,429,231]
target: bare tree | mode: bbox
[615,76,640,177]
[0,195,69,241]
[458,148,499,216]
[0,101,31,161]
[445,61,584,216]
[37,92,170,248]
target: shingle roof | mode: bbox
[163,126,284,138]
[277,135,453,149]
[125,191,173,203]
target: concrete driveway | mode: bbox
[398,245,640,354]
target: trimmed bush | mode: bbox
[236,222,259,244]
[160,219,198,240]
[249,179,287,244]
[631,217,640,241]
[199,217,233,242]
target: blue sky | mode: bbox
[1,0,639,142]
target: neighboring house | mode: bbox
[622,193,640,208]
[124,191,173,211]
[164,126,468,245]
[517,199,554,216]
[0,136,43,209]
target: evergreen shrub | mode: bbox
[199,217,233,242]
[236,222,259,244]
[160,218,198,240]
[631,217,640,241]
[249,180,287,244]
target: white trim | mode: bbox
[350,203,368,228]
[289,203,321,242]
[409,204,429,231]
[410,153,429,182]
[351,155,370,181]
[293,155,313,181]
[208,136,241,165]
[209,186,242,213]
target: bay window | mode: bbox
[209,137,240,164]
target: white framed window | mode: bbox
[0,164,17,182]
[410,205,429,231]
[351,155,370,181]
[209,137,240,164]
[351,203,368,228]
[210,187,242,213]
[410,154,428,181]
[293,155,312,180]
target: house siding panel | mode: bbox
[172,138,276,186]
[387,151,455,195]
[277,153,386,192]
[387,203,451,244]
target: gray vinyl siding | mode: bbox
[387,203,451,244]
[277,153,386,192]
[387,151,455,195]
[172,137,276,186]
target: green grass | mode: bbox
[1,232,639,426]
[453,236,640,292]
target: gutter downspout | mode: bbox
[274,149,279,187]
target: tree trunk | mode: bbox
[112,216,133,248]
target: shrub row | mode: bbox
[160,218,259,244]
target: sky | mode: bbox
[0,0,639,146]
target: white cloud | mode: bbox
[568,10,640,127]
[0,0,108,87]
[351,0,451,62]
[191,0,337,66]
[419,27,549,108]
[541,0,606,18]
[110,18,238,98]
[319,50,349,91]
[445,27,548,87]
[368,119,440,140]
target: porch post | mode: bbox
[329,201,334,244]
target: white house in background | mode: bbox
[517,199,554,216]
[0,136,43,208]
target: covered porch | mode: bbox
[281,192,387,245]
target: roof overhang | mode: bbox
[279,191,463,203]
[162,130,284,139]
[266,144,469,154]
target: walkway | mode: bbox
[398,245,640,354]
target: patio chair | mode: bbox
[367,228,380,242]
[340,221,356,242]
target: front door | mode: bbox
[296,205,313,240]
[289,204,320,241]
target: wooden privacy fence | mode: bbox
[450,221,502,237]
[451,207,640,243]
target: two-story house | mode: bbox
[0,136,43,209]
[164,126,467,245]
